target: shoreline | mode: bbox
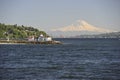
[0,40,62,44]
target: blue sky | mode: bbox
[0,0,120,33]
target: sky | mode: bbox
[0,0,120,36]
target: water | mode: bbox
[0,38,120,80]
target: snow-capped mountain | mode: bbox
[50,20,116,37]
[52,20,114,33]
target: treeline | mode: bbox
[0,23,48,39]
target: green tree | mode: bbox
[0,23,49,39]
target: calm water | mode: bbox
[0,38,120,80]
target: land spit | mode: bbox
[0,40,62,44]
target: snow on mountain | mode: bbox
[51,20,114,33]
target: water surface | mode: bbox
[0,38,120,80]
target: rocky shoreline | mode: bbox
[0,40,62,44]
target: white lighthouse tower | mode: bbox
[38,34,45,42]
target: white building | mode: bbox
[38,34,45,42]
[28,36,35,41]
[28,34,52,42]
[45,37,52,41]
[38,34,52,42]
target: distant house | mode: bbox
[28,36,35,41]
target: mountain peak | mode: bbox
[51,20,115,33]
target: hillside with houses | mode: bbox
[0,23,48,39]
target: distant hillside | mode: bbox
[0,23,48,39]
[96,32,120,38]
[73,32,120,38]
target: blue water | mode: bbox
[0,38,120,80]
